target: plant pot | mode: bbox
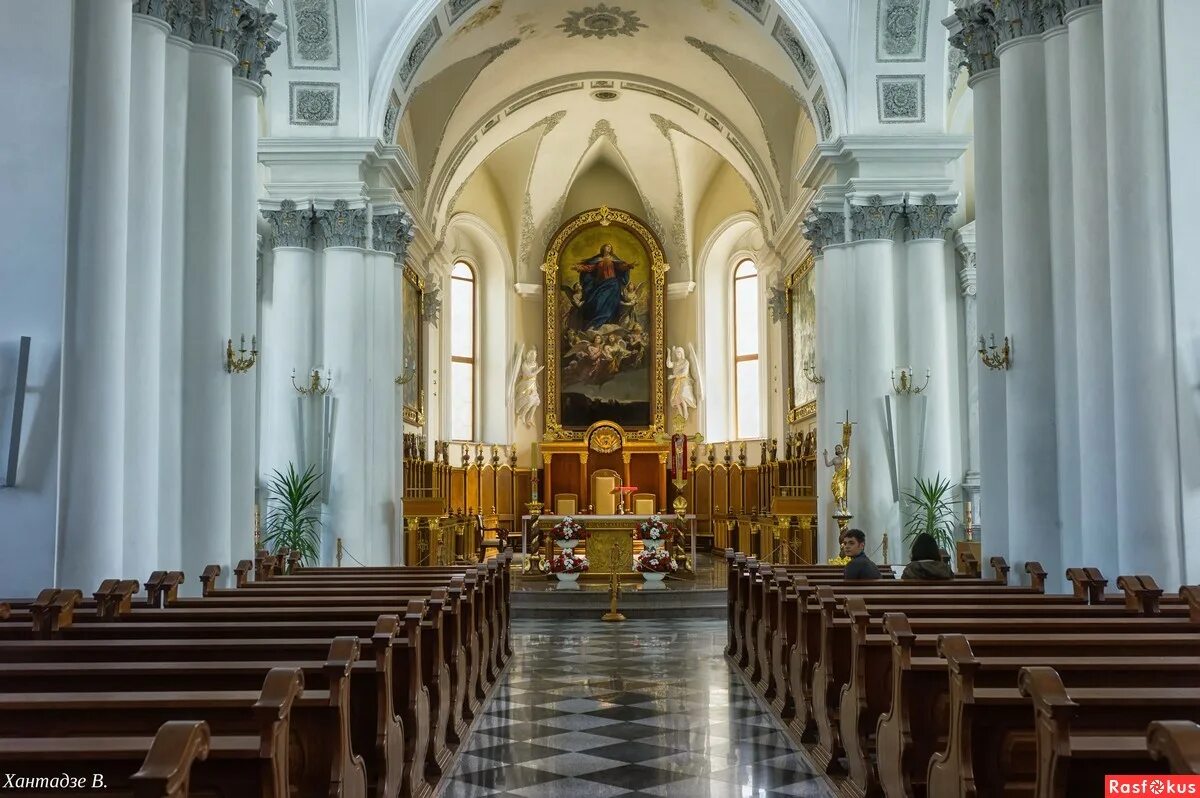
[556,572,580,582]
[641,539,665,551]
[556,539,581,552]
[642,571,666,583]
[555,579,580,590]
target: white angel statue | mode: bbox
[513,346,544,428]
[666,345,698,423]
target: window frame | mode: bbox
[732,258,760,440]
[448,259,477,442]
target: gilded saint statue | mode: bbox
[822,416,854,515]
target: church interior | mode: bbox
[2,0,1200,795]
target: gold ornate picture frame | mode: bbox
[786,254,817,424]
[401,264,425,426]
[542,205,669,440]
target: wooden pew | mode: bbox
[0,720,216,798]
[1149,720,1200,776]
[0,669,305,796]
[1015,667,1198,798]
[0,639,382,798]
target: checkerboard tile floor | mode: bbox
[439,619,832,797]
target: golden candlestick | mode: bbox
[601,541,626,622]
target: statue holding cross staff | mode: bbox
[823,410,856,517]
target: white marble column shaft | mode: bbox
[1067,3,1118,575]
[904,198,958,489]
[59,0,133,588]
[969,68,1008,562]
[1042,22,1082,573]
[230,78,261,567]
[181,43,235,583]
[259,204,317,480]
[999,31,1060,581]
[158,34,191,573]
[367,249,399,564]
[851,238,898,551]
[1103,0,1183,582]
[124,12,169,580]
[322,243,372,565]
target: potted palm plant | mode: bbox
[902,474,959,557]
[263,463,323,567]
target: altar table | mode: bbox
[521,514,698,575]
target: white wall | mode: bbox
[0,4,74,594]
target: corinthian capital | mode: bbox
[134,0,169,22]
[232,4,280,84]
[801,211,845,257]
[850,195,905,242]
[906,195,957,240]
[948,3,1001,76]
[996,0,1047,43]
[263,200,314,249]
[315,201,368,249]
[372,210,416,257]
[185,0,238,51]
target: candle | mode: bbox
[532,441,539,466]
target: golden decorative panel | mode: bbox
[587,422,625,454]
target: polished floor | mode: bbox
[439,619,833,797]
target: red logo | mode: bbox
[1107,777,1200,796]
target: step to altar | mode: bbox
[511,579,726,618]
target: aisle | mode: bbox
[441,619,833,797]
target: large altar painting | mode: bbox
[543,206,668,439]
[787,255,817,423]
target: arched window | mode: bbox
[733,259,760,439]
[449,261,475,441]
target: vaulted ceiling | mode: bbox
[371,0,839,278]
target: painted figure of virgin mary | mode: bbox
[571,242,634,330]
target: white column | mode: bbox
[954,226,981,513]
[1103,0,1183,582]
[1042,17,1082,574]
[849,196,904,554]
[949,0,1007,562]
[317,201,373,565]
[158,31,190,573]
[372,210,411,564]
[998,17,1060,582]
[904,195,958,487]
[181,36,235,582]
[1067,0,1118,576]
[59,0,132,589]
[124,9,169,580]
[804,209,848,560]
[260,202,316,481]
[230,76,261,568]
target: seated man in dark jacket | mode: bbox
[900,533,955,580]
[840,528,881,580]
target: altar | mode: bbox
[521,513,697,576]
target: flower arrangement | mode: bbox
[637,515,673,541]
[550,553,589,574]
[634,548,678,573]
[551,516,589,542]
[827,555,852,566]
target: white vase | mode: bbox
[557,539,580,552]
[641,538,664,550]
[556,572,580,582]
[642,571,666,583]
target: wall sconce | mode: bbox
[225,335,258,374]
[803,357,825,385]
[394,357,417,386]
[891,367,930,395]
[977,333,1012,371]
[292,368,332,396]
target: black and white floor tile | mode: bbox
[439,619,833,797]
